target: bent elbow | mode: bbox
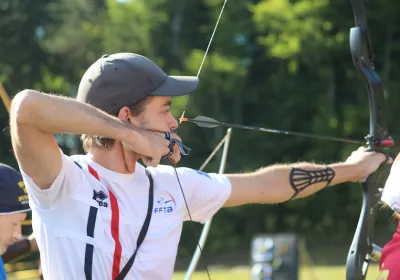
[10,89,40,125]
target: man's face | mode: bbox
[0,212,27,254]
[132,96,178,132]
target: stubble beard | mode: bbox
[138,119,148,129]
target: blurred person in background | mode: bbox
[1,233,42,280]
[9,52,391,279]
[0,163,32,279]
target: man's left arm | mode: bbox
[224,148,389,207]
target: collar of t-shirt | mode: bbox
[84,154,146,185]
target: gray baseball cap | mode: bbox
[77,53,199,114]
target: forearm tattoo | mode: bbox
[289,167,335,200]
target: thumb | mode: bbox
[378,152,393,164]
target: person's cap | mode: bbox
[77,52,199,114]
[0,164,30,214]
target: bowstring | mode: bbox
[179,0,229,121]
[173,1,229,279]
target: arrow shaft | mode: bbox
[186,118,365,145]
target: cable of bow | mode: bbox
[345,0,392,279]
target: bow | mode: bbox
[175,0,393,279]
[345,0,392,279]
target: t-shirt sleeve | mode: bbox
[175,167,232,223]
[19,149,82,209]
[381,154,400,212]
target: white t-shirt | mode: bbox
[20,151,231,280]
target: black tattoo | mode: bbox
[289,167,335,200]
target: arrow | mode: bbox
[180,115,394,147]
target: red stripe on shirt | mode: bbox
[88,165,100,181]
[109,190,122,280]
[87,165,122,279]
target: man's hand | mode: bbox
[345,146,393,182]
[121,126,186,167]
[122,128,171,167]
[168,133,184,165]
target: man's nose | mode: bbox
[169,116,179,131]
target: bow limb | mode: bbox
[179,0,228,121]
[345,0,392,279]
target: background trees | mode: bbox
[1,0,399,265]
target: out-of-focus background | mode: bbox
[1,0,400,279]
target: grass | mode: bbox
[7,265,383,280]
[173,265,382,279]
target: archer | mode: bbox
[9,52,391,279]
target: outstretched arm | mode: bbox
[224,148,388,206]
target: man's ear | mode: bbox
[117,106,132,122]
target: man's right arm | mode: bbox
[10,90,163,190]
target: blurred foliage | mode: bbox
[1,0,400,261]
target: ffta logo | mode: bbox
[154,190,176,214]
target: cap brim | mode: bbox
[0,207,31,215]
[150,76,199,96]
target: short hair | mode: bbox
[80,96,153,152]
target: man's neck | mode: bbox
[87,143,140,174]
